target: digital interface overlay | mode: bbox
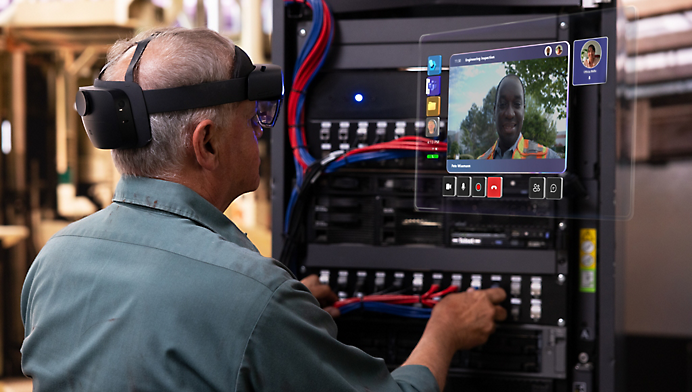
[445,43,569,174]
[415,8,639,220]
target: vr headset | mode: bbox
[75,36,283,149]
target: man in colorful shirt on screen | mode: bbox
[478,74,561,160]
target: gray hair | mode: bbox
[102,27,236,179]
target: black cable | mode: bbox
[279,160,327,269]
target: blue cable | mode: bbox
[285,187,300,233]
[284,0,330,234]
[294,96,315,167]
[293,0,323,79]
[339,302,362,315]
[339,302,432,319]
[365,303,432,319]
[295,156,304,185]
[284,157,304,232]
[302,5,334,90]
[325,150,416,173]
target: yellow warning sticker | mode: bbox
[579,228,597,293]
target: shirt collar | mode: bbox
[494,133,524,158]
[112,176,258,253]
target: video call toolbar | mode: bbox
[443,176,562,200]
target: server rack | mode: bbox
[271,1,621,391]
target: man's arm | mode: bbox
[301,274,340,318]
[302,274,507,391]
[238,279,439,392]
[402,287,507,391]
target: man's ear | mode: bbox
[191,119,219,171]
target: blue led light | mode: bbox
[354,93,363,102]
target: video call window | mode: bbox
[446,42,569,174]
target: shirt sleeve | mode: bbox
[235,279,439,392]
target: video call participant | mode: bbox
[478,74,561,160]
[20,27,507,392]
[426,117,439,137]
[583,44,599,68]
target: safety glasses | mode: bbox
[255,99,281,128]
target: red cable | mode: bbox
[421,299,438,307]
[343,143,439,156]
[362,294,418,303]
[287,0,332,173]
[429,285,459,298]
[421,284,439,299]
[339,138,448,159]
[295,2,329,84]
[336,298,361,307]
[334,285,459,309]
[299,2,331,84]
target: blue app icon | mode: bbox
[426,76,441,96]
[427,55,442,75]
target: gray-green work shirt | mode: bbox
[20,176,437,391]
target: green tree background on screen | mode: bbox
[522,94,558,148]
[459,87,497,158]
[448,140,460,158]
[503,57,568,120]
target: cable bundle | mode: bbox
[325,136,446,173]
[278,151,337,266]
[278,137,447,267]
[284,0,334,233]
[335,284,459,318]
[279,1,448,269]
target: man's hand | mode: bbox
[428,287,507,351]
[402,287,506,391]
[300,274,340,318]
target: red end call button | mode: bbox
[487,177,503,198]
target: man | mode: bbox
[478,74,561,159]
[21,28,506,391]
[583,44,598,68]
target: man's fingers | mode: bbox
[494,305,507,321]
[301,274,320,287]
[484,287,507,304]
[488,321,497,336]
[323,306,341,318]
[300,274,339,305]
[311,285,338,304]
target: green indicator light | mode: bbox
[427,154,439,159]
